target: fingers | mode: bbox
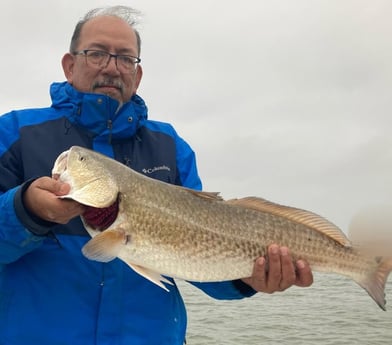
[264,244,283,292]
[34,177,70,196]
[23,177,85,224]
[295,260,314,287]
[278,246,297,291]
[242,244,313,293]
[242,256,267,292]
[263,244,296,292]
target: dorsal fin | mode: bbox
[181,187,223,201]
[226,197,351,246]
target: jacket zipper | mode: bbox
[107,119,113,144]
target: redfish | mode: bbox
[52,146,392,310]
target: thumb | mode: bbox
[37,177,70,196]
[55,181,71,196]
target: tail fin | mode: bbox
[357,257,392,311]
[349,205,392,310]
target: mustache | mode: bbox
[92,79,124,93]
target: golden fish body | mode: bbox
[52,146,392,310]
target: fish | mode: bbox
[52,146,392,310]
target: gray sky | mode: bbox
[1,0,392,233]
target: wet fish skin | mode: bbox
[52,146,392,310]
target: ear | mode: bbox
[62,53,75,83]
[132,64,143,94]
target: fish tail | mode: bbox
[357,257,392,311]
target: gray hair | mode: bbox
[69,5,142,56]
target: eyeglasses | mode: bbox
[73,49,141,73]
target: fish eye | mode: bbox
[79,156,85,162]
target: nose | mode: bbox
[103,55,120,73]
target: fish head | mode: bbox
[52,146,119,208]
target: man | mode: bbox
[0,6,312,344]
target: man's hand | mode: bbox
[242,244,313,293]
[23,177,85,224]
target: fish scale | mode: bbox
[52,146,392,310]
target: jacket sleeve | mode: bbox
[174,133,257,299]
[0,112,46,264]
[174,134,202,190]
[0,186,45,264]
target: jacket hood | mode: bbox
[50,81,148,140]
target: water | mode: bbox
[178,274,392,345]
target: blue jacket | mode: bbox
[0,82,254,345]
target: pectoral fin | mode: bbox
[82,229,172,292]
[82,228,127,262]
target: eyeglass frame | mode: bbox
[73,49,141,73]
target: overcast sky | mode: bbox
[1,0,391,234]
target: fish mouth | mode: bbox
[82,197,119,231]
[52,150,69,180]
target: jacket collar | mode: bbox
[50,82,148,140]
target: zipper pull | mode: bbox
[107,119,113,144]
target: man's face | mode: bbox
[62,15,142,104]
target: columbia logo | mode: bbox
[142,165,171,174]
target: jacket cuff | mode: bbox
[14,179,56,236]
[232,279,257,297]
